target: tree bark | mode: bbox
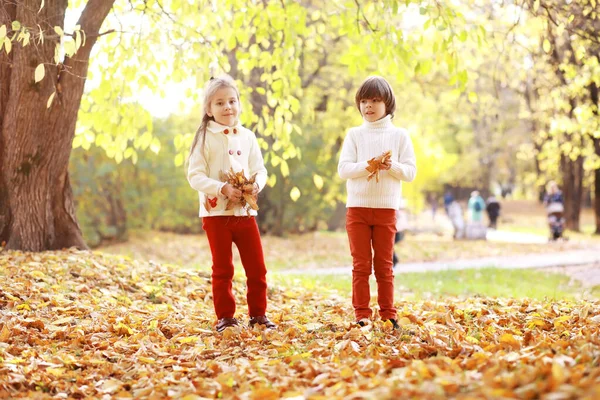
[561,154,584,231]
[0,0,115,251]
[590,81,600,234]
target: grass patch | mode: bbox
[272,267,582,301]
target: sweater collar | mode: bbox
[207,120,242,135]
[361,114,393,130]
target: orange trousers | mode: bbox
[202,216,268,320]
[345,207,397,321]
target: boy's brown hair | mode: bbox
[354,76,396,117]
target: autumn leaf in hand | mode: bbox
[366,150,392,182]
[221,168,259,211]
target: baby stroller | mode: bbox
[546,203,565,241]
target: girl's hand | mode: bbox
[380,158,392,170]
[221,183,242,203]
[243,183,259,196]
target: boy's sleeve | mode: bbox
[187,139,226,197]
[389,129,417,182]
[247,131,268,192]
[338,130,370,180]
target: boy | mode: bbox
[337,76,416,329]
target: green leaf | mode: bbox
[11,21,21,31]
[468,92,478,103]
[34,63,45,83]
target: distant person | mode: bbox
[187,75,276,333]
[338,75,416,330]
[486,195,501,229]
[466,191,486,239]
[428,193,438,220]
[467,190,486,222]
[543,181,565,240]
[443,190,454,214]
[447,200,465,239]
[392,198,409,268]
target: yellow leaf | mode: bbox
[47,367,66,377]
[466,336,480,344]
[543,39,551,53]
[499,333,521,348]
[113,323,133,336]
[313,174,324,190]
[290,187,301,202]
[47,91,56,108]
[340,366,354,379]
[34,63,45,83]
[178,336,200,344]
[138,356,156,364]
[31,270,45,279]
[0,325,10,342]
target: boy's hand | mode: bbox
[366,150,392,182]
[380,158,392,170]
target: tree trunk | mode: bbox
[0,0,115,251]
[589,80,600,234]
[561,154,584,231]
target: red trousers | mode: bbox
[346,207,397,321]
[202,216,268,320]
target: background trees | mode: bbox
[1,0,598,249]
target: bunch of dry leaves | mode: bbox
[220,168,259,211]
[366,150,392,182]
[1,249,600,399]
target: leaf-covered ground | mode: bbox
[1,250,600,399]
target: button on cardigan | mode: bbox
[188,120,268,217]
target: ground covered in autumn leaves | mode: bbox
[1,249,600,399]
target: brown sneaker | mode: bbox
[249,315,277,330]
[216,317,239,332]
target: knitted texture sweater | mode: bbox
[338,115,417,209]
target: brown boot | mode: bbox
[216,317,239,332]
[249,315,277,330]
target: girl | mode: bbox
[187,75,276,333]
[338,76,417,329]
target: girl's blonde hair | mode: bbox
[187,75,240,164]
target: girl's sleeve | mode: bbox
[248,132,268,191]
[389,130,417,182]
[338,130,370,180]
[187,140,226,197]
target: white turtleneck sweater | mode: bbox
[338,115,417,209]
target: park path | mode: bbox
[277,228,600,287]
